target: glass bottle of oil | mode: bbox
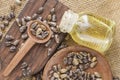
[59,10,115,54]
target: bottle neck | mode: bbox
[59,10,79,33]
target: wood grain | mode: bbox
[0,0,68,79]
[43,46,113,80]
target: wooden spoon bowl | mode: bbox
[27,20,52,43]
[43,46,112,80]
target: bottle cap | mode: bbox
[59,10,79,33]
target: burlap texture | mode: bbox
[0,0,120,78]
[0,0,27,41]
[60,0,120,77]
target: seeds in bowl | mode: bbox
[30,22,49,40]
[49,51,102,80]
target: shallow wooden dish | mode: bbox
[43,46,112,80]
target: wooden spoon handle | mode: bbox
[3,38,36,77]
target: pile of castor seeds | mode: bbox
[49,51,103,80]
[30,22,49,40]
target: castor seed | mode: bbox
[9,46,16,52]
[12,40,20,46]
[5,35,14,41]
[50,8,55,14]
[37,7,44,14]
[19,26,27,33]
[0,32,3,40]
[5,41,12,47]
[16,18,22,27]
[21,34,28,40]
[0,24,5,31]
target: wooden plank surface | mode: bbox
[0,0,68,79]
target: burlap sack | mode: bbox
[60,0,120,77]
[0,0,120,77]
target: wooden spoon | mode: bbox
[43,46,113,80]
[3,20,52,77]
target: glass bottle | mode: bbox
[59,10,115,54]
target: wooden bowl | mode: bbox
[43,46,112,80]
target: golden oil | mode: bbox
[59,10,115,54]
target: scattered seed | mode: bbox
[15,0,22,6]
[24,16,31,22]
[47,48,52,56]
[16,18,22,27]
[32,13,38,20]
[3,20,9,26]
[0,57,2,70]
[51,31,54,38]
[9,46,16,52]
[22,69,27,76]
[12,40,20,46]
[21,18,26,26]
[37,7,44,14]
[45,39,52,47]
[50,8,55,14]
[0,32,3,39]
[48,22,57,27]
[21,62,28,69]
[0,24,5,31]
[5,35,14,41]
[31,22,38,29]
[10,11,15,18]
[55,34,60,43]
[5,41,12,47]
[113,76,120,80]
[30,29,36,36]
[52,14,57,22]
[90,61,97,68]
[57,42,67,50]
[0,15,5,21]
[19,26,27,33]
[21,34,28,40]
